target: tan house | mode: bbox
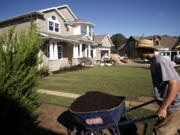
[0,5,113,71]
[118,35,179,59]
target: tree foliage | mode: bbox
[110,33,127,53]
[0,24,44,134]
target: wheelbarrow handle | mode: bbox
[119,114,157,127]
[126,99,157,112]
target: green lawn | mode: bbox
[37,65,157,134]
[36,65,180,134]
[37,65,154,101]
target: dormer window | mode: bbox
[48,15,60,33]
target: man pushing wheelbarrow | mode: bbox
[136,39,180,135]
[58,39,180,135]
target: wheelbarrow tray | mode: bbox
[69,96,126,130]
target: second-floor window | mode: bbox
[49,21,54,31]
[66,26,71,32]
[89,27,92,37]
[155,41,159,46]
[81,25,87,34]
[48,15,60,33]
[55,23,59,32]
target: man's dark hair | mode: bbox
[137,48,155,53]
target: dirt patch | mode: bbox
[70,91,123,112]
[37,103,68,135]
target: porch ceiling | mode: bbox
[41,33,80,44]
[41,33,97,46]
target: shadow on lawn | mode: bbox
[0,94,66,135]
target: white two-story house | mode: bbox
[0,5,113,71]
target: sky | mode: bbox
[0,0,180,38]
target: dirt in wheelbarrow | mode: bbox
[70,91,123,112]
[37,103,146,135]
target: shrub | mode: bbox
[0,23,44,134]
[39,65,49,78]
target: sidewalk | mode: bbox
[38,89,158,111]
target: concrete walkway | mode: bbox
[38,89,159,111]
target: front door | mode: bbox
[68,47,72,65]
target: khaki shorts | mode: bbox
[153,110,180,135]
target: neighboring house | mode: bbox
[94,34,113,60]
[0,5,113,71]
[119,35,179,59]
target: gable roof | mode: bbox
[159,35,178,49]
[94,34,114,47]
[38,5,77,22]
[94,34,107,43]
[0,5,77,25]
[128,35,178,49]
[0,11,44,24]
[73,19,95,27]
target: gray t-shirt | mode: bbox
[150,55,180,110]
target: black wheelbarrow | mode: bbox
[68,96,157,135]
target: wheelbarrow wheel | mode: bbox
[84,130,104,135]
[68,127,84,135]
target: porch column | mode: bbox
[73,45,78,58]
[93,48,96,58]
[54,42,58,59]
[88,45,91,58]
[79,43,82,58]
[108,49,111,57]
[49,41,54,60]
[85,45,87,57]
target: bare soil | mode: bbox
[37,103,146,135]
[70,91,123,112]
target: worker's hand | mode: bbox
[157,107,167,120]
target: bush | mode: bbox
[0,23,44,134]
[39,65,49,78]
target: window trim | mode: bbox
[48,15,60,33]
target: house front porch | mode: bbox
[41,37,96,71]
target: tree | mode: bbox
[177,35,180,40]
[110,33,127,53]
[0,23,44,134]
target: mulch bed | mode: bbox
[70,91,123,112]
[52,65,90,74]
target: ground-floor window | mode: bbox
[57,45,63,59]
[101,50,109,59]
[48,42,63,60]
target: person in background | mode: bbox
[136,39,180,135]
